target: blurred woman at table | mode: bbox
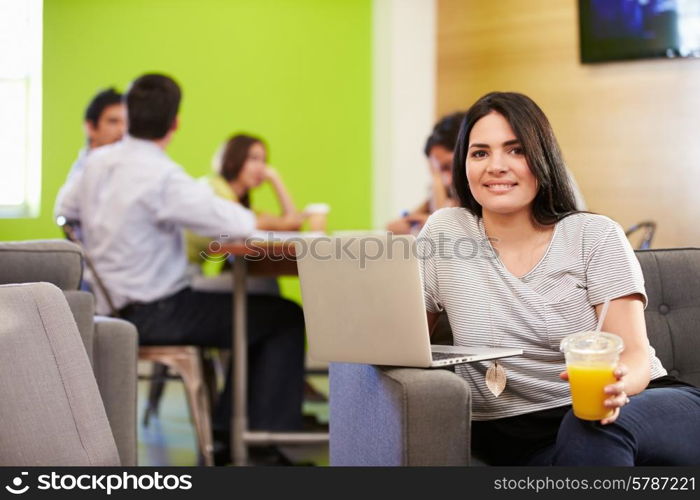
[186,134,307,287]
[216,134,305,230]
[182,134,315,464]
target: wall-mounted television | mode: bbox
[579,0,700,63]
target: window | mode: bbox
[0,0,42,218]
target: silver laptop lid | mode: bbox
[295,234,433,367]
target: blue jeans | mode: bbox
[527,387,700,465]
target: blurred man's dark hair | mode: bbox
[84,88,123,126]
[125,74,181,140]
[423,111,466,156]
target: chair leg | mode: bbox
[201,350,220,411]
[211,348,231,394]
[143,362,169,427]
[169,351,215,466]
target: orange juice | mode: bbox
[567,364,616,421]
[561,331,624,421]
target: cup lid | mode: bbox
[304,203,330,214]
[559,331,624,355]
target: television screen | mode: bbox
[579,0,700,63]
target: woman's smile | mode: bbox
[483,181,518,194]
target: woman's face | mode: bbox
[465,111,538,218]
[238,142,267,189]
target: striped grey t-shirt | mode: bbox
[418,208,667,421]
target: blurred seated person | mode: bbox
[387,112,587,235]
[57,75,306,463]
[54,88,126,225]
[387,112,463,235]
[185,134,307,294]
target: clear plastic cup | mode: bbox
[560,331,624,421]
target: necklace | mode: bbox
[486,361,507,397]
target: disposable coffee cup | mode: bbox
[304,203,330,233]
[560,331,624,421]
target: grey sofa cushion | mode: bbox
[0,282,120,466]
[637,248,700,386]
[0,240,82,290]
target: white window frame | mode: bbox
[0,0,42,218]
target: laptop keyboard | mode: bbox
[431,351,467,361]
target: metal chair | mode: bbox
[625,221,656,250]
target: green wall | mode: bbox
[0,0,372,239]
[0,0,372,300]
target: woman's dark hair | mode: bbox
[126,74,181,139]
[452,92,578,226]
[219,134,266,208]
[423,111,465,156]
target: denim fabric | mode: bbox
[527,387,700,465]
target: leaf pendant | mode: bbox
[485,361,507,397]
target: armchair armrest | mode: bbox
[329,363,472,466]
[93,316,138,466]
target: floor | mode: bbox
[136,368,330,466]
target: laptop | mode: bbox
[295,234,523,368]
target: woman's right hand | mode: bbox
[263,166,279,182]
[386,211,430,235]
[405,213,429,226]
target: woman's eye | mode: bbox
[470,150,487,159]
[510,147,524,155]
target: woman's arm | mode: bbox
[596,293,651,396]
[255,212,306,231]
[386,201,431,234]
[264,167,296,215]
[560,293,651,425]
[254,167,306,230]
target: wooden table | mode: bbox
[219,240,329,466]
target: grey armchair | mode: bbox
[329,248,700,466]
[0,240,138,465]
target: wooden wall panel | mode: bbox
[437,0,700,247]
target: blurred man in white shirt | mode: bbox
[58,74,305,464]
[54,88,126,221]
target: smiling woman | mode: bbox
[466,114,538,218]
[453,92,578,227]
[419,92,700,466]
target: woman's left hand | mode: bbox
[600,363,631,425]
[559,363,631,425]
